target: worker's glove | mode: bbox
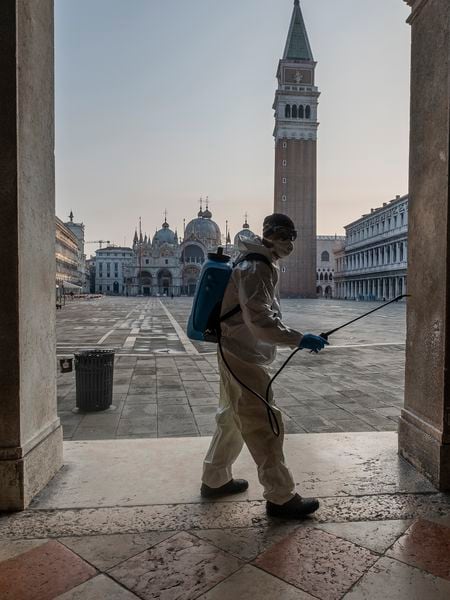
[298,334,329,354]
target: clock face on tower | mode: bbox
[283,68,312,86]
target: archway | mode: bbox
[158,269,173,296]
[183,265,200,296]
[316,286,323,297]
[182,244,205,265]
[139,270,152,296]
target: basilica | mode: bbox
[94,201,256,297]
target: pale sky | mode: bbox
[55,0,411,249]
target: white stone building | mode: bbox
[95,247,134,295]
[64,211,88,292]
[316,235,345,298]
[334,194,408,301]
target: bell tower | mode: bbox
[273,0,319,298]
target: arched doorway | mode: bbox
[325,286,332,299]
[139,271,152,296]
[317,286,323,297]
[183,265,200,296]
[158,269,173,296]
[182,244,205,265]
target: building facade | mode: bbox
[334,195,408,301]
[273,0,319,298]
[55,217,82,291]
[64,211,88,292]
[95,247,135,295]
[316,235,345,298]
[94,203,229,297]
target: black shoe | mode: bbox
[266,493,320,519]
[200,479,249,498]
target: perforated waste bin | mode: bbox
[75,350,115,412]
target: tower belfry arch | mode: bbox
[273,0,319,298]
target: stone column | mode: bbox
[0,0,62,511]
[399,0,450,489]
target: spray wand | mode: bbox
[220,294,409,437]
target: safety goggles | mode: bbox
[266,226,298,242]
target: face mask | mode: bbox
[272,239,294,259]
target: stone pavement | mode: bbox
[57,297,405,440]
[1,433,450,599]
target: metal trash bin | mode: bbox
[75,350,115,412]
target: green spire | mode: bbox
[283,0,314,61]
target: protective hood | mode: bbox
[236,235,275,264]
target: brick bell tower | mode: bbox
[273,0,319,298]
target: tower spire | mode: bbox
[283,1,314,61]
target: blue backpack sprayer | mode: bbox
[187,248,409,437]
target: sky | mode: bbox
[55,0,411,249]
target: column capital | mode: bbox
[404,0,432,24]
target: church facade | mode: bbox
[95,203,256,297]
[273,0,319,298]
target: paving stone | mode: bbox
[316,520,411,554]
[254,526,378,600]
[387,518,450,581]
[0,539,48,561]
[192,523,300,561]
[55,574,140,599]
[197,564,316,599]
[343,556,450,599]
[60,532,174,571]
[0,540,97,600]
[116,419,157,436]
[109,532,243,600]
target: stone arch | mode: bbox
[157,269,173,296]
[183,265,201,296]
[285,104,291,118]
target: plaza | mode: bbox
[57,297,405,440]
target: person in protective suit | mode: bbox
[200,213,328,519]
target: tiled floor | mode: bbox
[2,519,450,599]
[57,297,406,439]
[1,434,450,599]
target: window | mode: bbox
[114,263,118,269]
[285,104,291,118]
[299,105,304,119]
[282,141,287,149]
[145,259,149,265]
[320,273,324,281]
[321,251,330,262]
[282,160,287,167]
[305,105,311,119]
[282,195,287,202]
[329,273,333,281]
[401,213,404,225]
[282,177,287,184]
[292,105,298,118]
[107,285,110,291]
[281,267,287,273]
[122,253,126,257]
[165,259,168,264]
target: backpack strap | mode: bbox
[219,253,273,324]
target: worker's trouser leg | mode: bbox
[202,350,296,505]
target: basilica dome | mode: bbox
[233,217,256,246]
[185,208,221,248]
[153,219,177,246]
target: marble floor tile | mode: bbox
[0,540,96,600]
[343,556,450,599]
[0,539,48,562]
[254,526,378,600]
[109,531,243,600]
[316,520,411,554]
[387,518,450,581]
[197,564,316,599]
[55,574,139,599]
[60,532,174,571]
[191,523,300,561]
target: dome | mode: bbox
[153,220,176,246]
[234,228,256,246]
[185,209,221,248]
[233,215,255,246]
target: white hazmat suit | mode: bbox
[202,236,303,505]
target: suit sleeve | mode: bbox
[236,262,303,347]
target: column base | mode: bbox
[399,411,450,491]
[0,424,63,511]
